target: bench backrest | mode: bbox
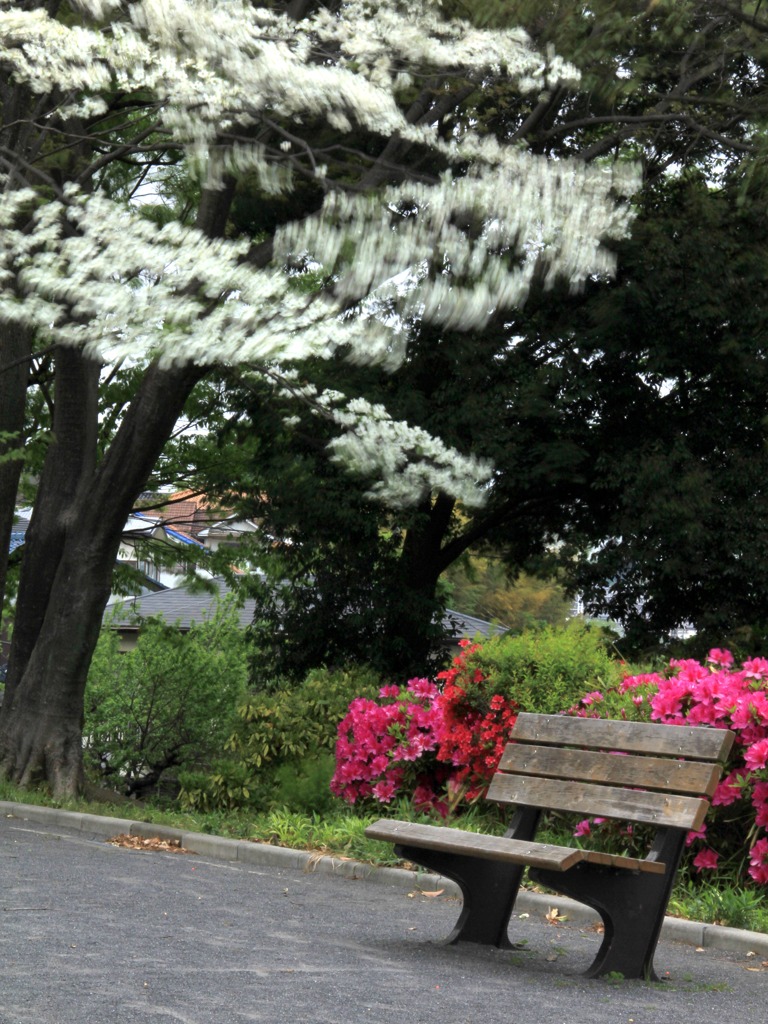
[485,712,735,833]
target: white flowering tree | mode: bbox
[0,0,634,796]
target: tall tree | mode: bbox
[193,0,768,672]
[0,1,630,794]
[554,170,768,652]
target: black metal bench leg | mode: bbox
[530,863,673,980]
[395,844,526,949]
[531,828,684,980]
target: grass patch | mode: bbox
[668,880,768,932]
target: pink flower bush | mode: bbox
[330,678,448,814]
[332,641,518,814]
[333,639,768,886]
[569,648,768,885]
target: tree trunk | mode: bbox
[386,493,457,675]
[0,359,206,795]
[0,181,233,798]
[0,322,32,628]
[3,345,100,706]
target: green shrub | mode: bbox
[464,621,621,715]
[177,759,255,812]
[232,664,383,764]
[180,664,383,812]
[270,752,338,815]
[84,602,248,797]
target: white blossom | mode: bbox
[327,400,494,509]
[0,1,639,508]
[270,381,493,509]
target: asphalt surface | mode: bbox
[3,803,768,1024]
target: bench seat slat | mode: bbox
[364,820,666,874]
[511,712,734,761]
[486,773,710,831]
[498,745,721,797]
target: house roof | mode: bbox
[130,511,205,548]
[443,610,508,641]
[106,578,256,631]
[9,531,26,554]
[197,516,259,538]
[9,512,30,554]
[105,578,507,644]
[152,490,232,538]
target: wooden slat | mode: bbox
[364,819,666,875]
[486,773,710,831]
[365,820,584,871]
[580,848,666,875]
[510,713,734,761]
[498,744,721,797]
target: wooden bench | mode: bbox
[365,712,734,980]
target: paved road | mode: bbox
[3,814,768,1024]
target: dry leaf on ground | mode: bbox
[545,907,567,924]
[106,834,194,854]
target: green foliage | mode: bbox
[445,559,571,632]
[197,369,451,681]
[84,602,248,797]
[253,809,402,864]
[270,752,338,815]
[463,622,621,716]
[177,759,254,813]
[555,172,768,652]
[232,665,384,767]
[669,881,768,933]
[179,664,383,813]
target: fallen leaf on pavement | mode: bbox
[106,834,194,854]
[546,907,567,924]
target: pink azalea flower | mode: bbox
[406,677,438,700]
[686,825,706,847]
[372,777,399,803]
[693,848,719,872]
[744,738,768,772]
[581,691,604,706]
[712,771,746,807]
[573,820,591,838]
[743,658,768,680]
[707,648,734,668]
[748,838,768,885]
[755,800,768,830]
[650,681,688,721]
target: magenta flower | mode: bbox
[686,824,706,847]
[693,848,719,872]
[707,648,734,668]
[712,771,746,807]
[581,691,604,706]
[742,658,768,680]
[372,778,398,803]
[748,838,768,885]
[406,677,438,700]
[745,738,768,772]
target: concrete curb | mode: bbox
[4,799,768,959]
